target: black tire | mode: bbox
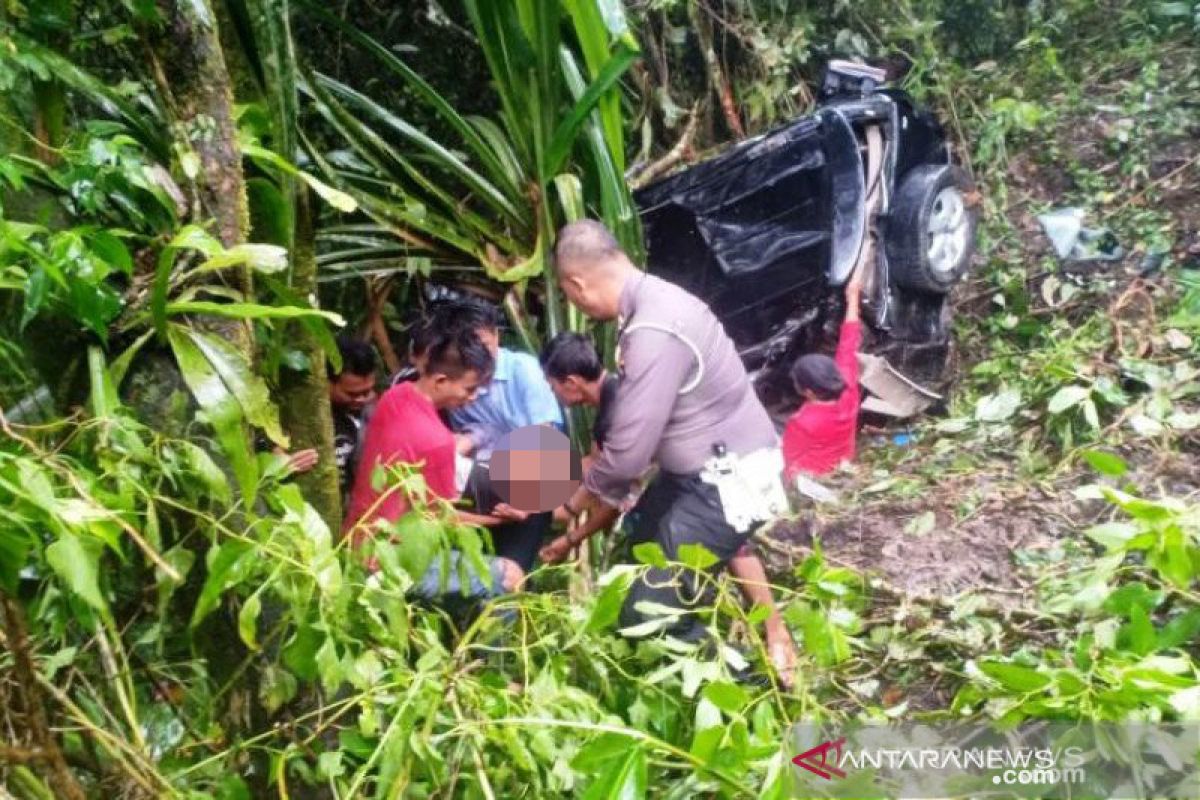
[886,164,976,294]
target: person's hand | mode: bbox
[552,504,573,527]
[275,447,319,474]
[539,534,575,564]
[845,268,864,298]
[454,433,475,456]
[765,617,798,691]
[492,502,529,523]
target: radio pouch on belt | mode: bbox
[699,446,790,534]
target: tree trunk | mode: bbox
[278,189,343,529]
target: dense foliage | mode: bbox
[1,0,1198,798]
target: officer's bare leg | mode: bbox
[728,547,796,690]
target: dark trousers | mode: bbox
[491,512,552,573]
[619,473,752,643]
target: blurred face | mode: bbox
[547,375,587,407]
[330,372,376,412]
[429,369,486,410]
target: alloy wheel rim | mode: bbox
[926,186,969,278]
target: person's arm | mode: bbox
[581,329,695,507]
[540,504,620,564]
[836,278,864,386]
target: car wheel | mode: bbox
[886,164,976,294]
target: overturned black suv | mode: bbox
[635,61,977,420]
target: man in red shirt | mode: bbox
[345,326,526,600]
[782,275,863,478]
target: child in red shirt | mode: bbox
[782,276,863,478]
[344,326,526,599]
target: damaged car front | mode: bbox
[635,61,977,422]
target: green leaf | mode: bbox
[1082,449,1128,476]
[167,324,258,502]
[1123,604,1157,657]
[586,572,631,632]
[543,43,639,176]
[190,539,253,628]
[677,542,719,571]
[166,300,343,325]
[631,542,667,568]
[572,732,630,771]
[0,529,33,593]
[1159,610,1200,650]
[581,746,646,800]
[195,243,289,275]
[258,663,298,715]
[1085,522,1138,550]
[184,327,287,446]
[974,387,1022,423]
[1047,385,1090,414]
[391,512,443,582]
[702,680,749,714]
[977,661,1051,692]
[179,442,231,504]
[238,593,262,651]
[46,534,108,617]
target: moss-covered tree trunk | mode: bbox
[278,189,342,529]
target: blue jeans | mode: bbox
[412,551,507,602]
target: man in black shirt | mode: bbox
[328,336,379,498]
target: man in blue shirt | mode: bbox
[448,303,564,458]
[431,298,562,571]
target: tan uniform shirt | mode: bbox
[584,272,779,507]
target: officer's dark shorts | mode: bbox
[619,472,753,642]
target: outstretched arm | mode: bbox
[844,270,863,323]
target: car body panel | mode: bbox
[634,84,964,416]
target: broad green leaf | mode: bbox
[677,542,719,571]
[543,43,639,176]
[1159,610,1200,650]
[1085,522,1138,550]
[190,539,253,628]
[702,680,749,714]
[179,441,231,504]
[974,387,1022,423]
[631,542,667,568]
[0,529,32,593]
[195,243,289,275]
[167,324,258,502]
[1123,604,1157,656]
[581,746,646,800]
[1129,414,1165,437]
[46,533,107,617]
[977,661,1051,692]
[238,593,262,650]
[391,512,442,582]
[586,571,631,632]
[166,300,343,325]
[258,663,298,715]
[1082,449,1128,476]
[184,327,286,446]
[1047,385,1090,414]
[571,732,629,771]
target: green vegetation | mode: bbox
[1,1,1198,798]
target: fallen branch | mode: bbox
[1,593,86,800]
[628,103,702,190]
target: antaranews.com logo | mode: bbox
[789,722,1199,798]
